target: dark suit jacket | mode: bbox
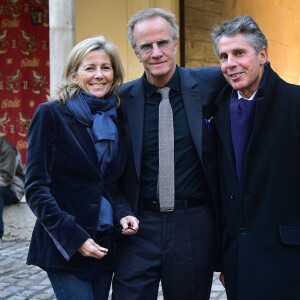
[114,66,224,228]
[214,64,300,299]
[25,100,125,271]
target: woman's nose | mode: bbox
[94,68,104,78]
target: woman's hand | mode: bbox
[120,215,139,235]
[78,238,108,259]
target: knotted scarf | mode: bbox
[66,89,119,231]
[66,89,118,175]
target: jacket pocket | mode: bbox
[279,225,300,246]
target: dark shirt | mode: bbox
[139,68,211,201]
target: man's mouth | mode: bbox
[229,72,243,79]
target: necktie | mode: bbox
[157,87,175,211]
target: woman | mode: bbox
[25,36,139,299]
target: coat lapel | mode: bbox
[65,110,101,177]
[247,96,271,146]
[244,66,282,169]
[215,87,236,172]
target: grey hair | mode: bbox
[210,15,268,56]
[48,36,124,102]
[127,7,179,48]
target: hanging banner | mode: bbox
[0,0,49,164]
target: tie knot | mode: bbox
[157,87,170,100]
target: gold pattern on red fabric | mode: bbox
[0,0,49,164]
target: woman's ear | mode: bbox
[71,72,79,84]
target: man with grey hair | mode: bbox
[211,15,300,299]
[112,7,224,300]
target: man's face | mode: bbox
[133,16,178,87]
[217,33,268,98]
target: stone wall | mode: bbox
[183,0,300,84]
[183,0,223,68]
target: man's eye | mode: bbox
[157,40,170,47]
[140,43,152,51]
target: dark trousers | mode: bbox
[112,202,217,300]
[0,186,19,238]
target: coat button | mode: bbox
[240,227,248,235]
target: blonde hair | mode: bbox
[48,36,124,103]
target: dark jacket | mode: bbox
[25,100,125,271]
[114,66,224,269]
[214,64,300,299]
[115,66,223,217]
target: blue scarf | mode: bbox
[66,90,118,230]
[66,90,118,176]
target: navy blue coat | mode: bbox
[25,100,125,271]
[214,65,300,299]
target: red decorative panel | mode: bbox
[0,0,49,164]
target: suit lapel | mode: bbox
[126,79,145,180]
[180,69,204,162]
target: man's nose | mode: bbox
[151,43,163,55]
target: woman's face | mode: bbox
[73,49,114,98]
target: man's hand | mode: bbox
[120,216,139,235]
